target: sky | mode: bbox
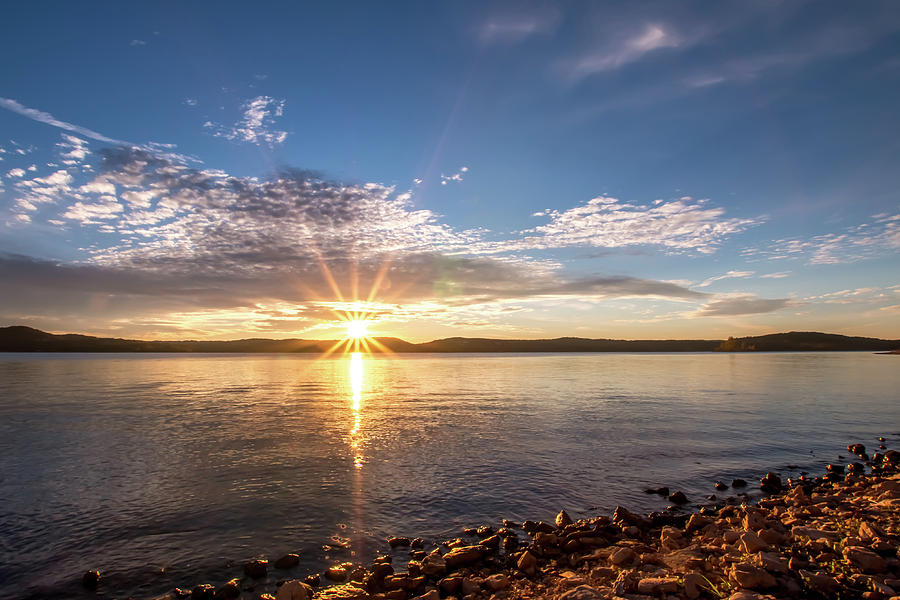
[1,1,899,342]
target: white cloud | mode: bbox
[204,96,288,146]
[184,98,198,107]
[440,166,468,185]
[759,271,790,279]
[5,168,25,178]
[130,39,146,46]
[479,195,763,255]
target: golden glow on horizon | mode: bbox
[346,319,369,340]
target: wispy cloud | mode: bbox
[130,39,146,47]
[479,8,560,44]
[490,196,763,255]
[697,270,754,288]
[0,97,125,144]
[742,214,900,265]
[562,23,682,81]
[204,96,288,146]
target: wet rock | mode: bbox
[325,565,349,581]
[557,585,605,600]
[191,585,215,600]
[637,577,679,595]
[826,463,845,474]
[668,490,689,504]
[214,579,241,600]
[849,462,865,474]
[411,590,439,600]
[244,559,268,579]
[463,527,476,536]
[556,509,573,528]
[731,478,747,488]
[759,473,783,493]
[81,570,101,590]
[389,537,412,548]
[517,550,537,576]
[421,550,446,577]
[849,443,867,455]
[843,546,887,573]
[644,486,670,496]
[410,537,425,549]
[484,574,509,591]
[303,574,320,587]
[612,506,644,526]
[715,481,728,491]
[274,554,300,569]
[728,562,776,589]
[442,545,484,568]
[476,525,493,538]
[502,536,519,553]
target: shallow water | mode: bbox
[0,351,897,599]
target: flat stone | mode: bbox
[636,577,679,594]
[557,585,605,600]
[442,545,484,568]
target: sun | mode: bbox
[346,319,369,340]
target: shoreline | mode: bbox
[85,442,899,600]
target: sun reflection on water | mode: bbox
[349,352,364,467]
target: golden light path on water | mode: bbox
[349,352,364,468]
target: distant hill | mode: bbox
[715,331,900,352]
[0,326,896,353]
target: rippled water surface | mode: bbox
[1,352,898,599]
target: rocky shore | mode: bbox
[95,443,900,600]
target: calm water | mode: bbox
[1,352,897,599]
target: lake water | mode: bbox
[0,352,897,599]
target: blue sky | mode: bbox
[1,1,899,341]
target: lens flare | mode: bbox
[346,319,369,339]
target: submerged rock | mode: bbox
[81,570,101,590]
[244,559,268,578]
[759,472,783,493]
[274,554,300,569]
[668,490,688,504]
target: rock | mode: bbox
[609,546,636,566]
[389,537,412,548]
[303,574,320,587]
[421,551,446,577]
[731,478,748,488]
[411,537,425,549]
[442,545,484,568]
[644,486,670,496]
[715,481,728,491]
[81,570,101,590]
[849,462,865,474]
[859,521,884,541]
[760,473,783,493]
[556,509,573,528]
[517,550,538,576]
[439,575,462,593]
[484,574,509,591]
[274,554,300,569]
[739,531,770,554]
[726,592,765,600]
[214,579,241,600]
[557,585,605,600]
[460,577,479,595]
[637,577,679,595]
[669,490,689,504]
[325,565,349,581]
[752,552,788,574]
[244,558,268,578]
[412,590,439,600]
[826,463,845,474]
[314,583,370,600]
[191,585,215,600]
[660,526,686,551]
[849,443,867,455]
[800,570,841,595]
[475,525,493,537]
[612,505,644,525]
[844,546,888,573]
[742,509,766,531]
[791,526,841,541]
[683,573,703,600]
[478,534,500,550]
[728,562,776,589]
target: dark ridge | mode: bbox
[1,326,898,353]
